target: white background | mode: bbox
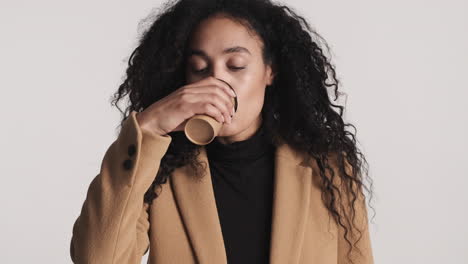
[1,0,467,263]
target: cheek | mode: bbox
[220,86,265,135]
[235,88,265,120]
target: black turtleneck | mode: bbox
[205,122,275,264]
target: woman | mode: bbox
[70,0,375,263]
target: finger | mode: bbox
[185,85,235,118]
[195,102,225,123]
[214,78,238,113]
[212,77,237,98]
[201,93,232,124]
[188,77,237,99]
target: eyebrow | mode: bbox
[187,46,251,59]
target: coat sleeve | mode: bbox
[335,156,375,264]
[69,110,173,264]
[337,186,374,264]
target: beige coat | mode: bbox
[70,110,374,264]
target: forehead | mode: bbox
[187,15,263,56]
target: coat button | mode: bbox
[127,144,137,156]
[122,159,133,170]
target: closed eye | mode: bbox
[192,66,246,74]
[230,66,246,70]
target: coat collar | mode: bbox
[170,141,314,264]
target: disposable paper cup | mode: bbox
[184,79,238,145]
[184,114,223,145]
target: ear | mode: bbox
[265,64,275,86]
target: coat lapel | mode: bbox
[269,142,313,264]
[170,141,313,264]
[170,146,227,264]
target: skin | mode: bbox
[185,13,274,145]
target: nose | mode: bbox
[208,68,225,82]
[206,62,230,82]
[207,68,232,90]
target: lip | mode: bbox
[216,78,238,113]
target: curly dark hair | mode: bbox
[110,0,375,262]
